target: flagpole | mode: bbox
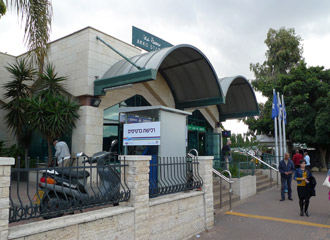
[282,95,287,153]
[277,92,283,162]
[273,89,279,165]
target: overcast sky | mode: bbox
[1,0,330,134]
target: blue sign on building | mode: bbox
[132,26,173,52]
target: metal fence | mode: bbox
[213,151,278,178]
[9,155,130,223]
[149,156,203,198]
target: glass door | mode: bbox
[205,133,221,166]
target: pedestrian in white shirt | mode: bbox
[304,152,311,171]
[53,139,71,167]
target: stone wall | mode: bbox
[0,157,15,240]
[259,169,280,185]
[8,207,135,240]
[232,175,256,200]
[5,155,214,240]
[149,192,205,240]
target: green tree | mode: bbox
[25,65,80,166]
[246,27,330,168]
[0,0,6,17]
[229,133,258,148]
[250,27,303,98]
[3,0,53,72]
[245,27,303,138]
[277,62,330,168]
[2,58,36,166]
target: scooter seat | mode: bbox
[56,169,90,179]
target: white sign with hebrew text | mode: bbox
[123,122,161,146]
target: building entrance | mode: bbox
[187,110,217,156]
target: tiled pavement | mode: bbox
[192,172,330,240]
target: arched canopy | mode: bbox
[218,76,259,121]
[95,44,224,109]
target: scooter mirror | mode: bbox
[111,139,118,147]
[77,152,84,157]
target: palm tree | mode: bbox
[3,58,35,139]
[3,0,53,72]
[25,93,80,166]
[34,63,67,95]
[2,58,36,166]
[25,66,80,166]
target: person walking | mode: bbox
[304,152,311,171]
[279,152,295,201]
[52,139,71,167]
[293,150,303,169]
[294,159,313,216]
[221,139,231,170]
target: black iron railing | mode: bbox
[149,156,203,198]
[9,155,130,223]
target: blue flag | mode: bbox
[271,91,278,119]
[282,98,287,125]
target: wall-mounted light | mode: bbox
[90,98,101,107]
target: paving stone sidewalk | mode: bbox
[192,172,330,240]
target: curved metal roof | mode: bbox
[97,44,224,109]
[218,76,259,121]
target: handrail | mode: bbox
[212,168,234,183]
[212,168,234,211]
[187,153,196,159]
[188,148,199,157]
[235,149,279,172]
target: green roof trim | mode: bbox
[176,97,224,109]
[94,68,157,96]
[219,111,260,121]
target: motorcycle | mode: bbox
[32,140,120,219]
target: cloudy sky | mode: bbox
[1,0,330,134]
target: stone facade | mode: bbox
[5,155,214,240]
[71,106,104,156]
[46,27,141,97]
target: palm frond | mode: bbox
[6,0,52,71]
[2,58,36,138]
[34,63,67,95]
[24,0,52,72]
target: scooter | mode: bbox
[33,140,120,219]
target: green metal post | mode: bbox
[96,36,144,70]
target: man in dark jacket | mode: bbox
[279,152,295,201]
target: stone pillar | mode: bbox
[198,156,214,230]
[0,157,15,240]
[120,155,151,240]
[71,106,103,156]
